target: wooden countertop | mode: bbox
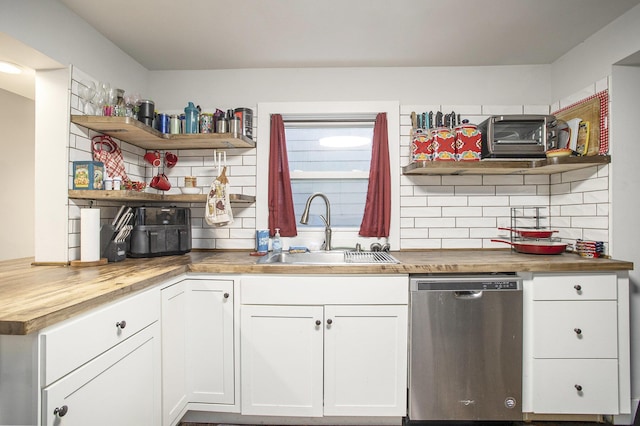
[0,250,632,335]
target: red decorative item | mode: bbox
[92,135,129,180]
[431,127,456,161]
[411,130,433,162]
[454,121,481,161]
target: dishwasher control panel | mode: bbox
[410,274,522,291]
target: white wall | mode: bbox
[0,0,149,97]
[611,63,640,421]
[0,89,34,260]
[149,65,551,110]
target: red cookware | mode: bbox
[491,239,568,255]
[498,227,558,239]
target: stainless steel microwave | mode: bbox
[479,114,560,158]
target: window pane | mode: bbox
[285,122,373,228]
[292,179,369,227]
[286,126,372,172]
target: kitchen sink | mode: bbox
[256,250,400,265]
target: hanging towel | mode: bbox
[205,166,234,226]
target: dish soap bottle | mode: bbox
[272,228,282,253]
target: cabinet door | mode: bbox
[161,281,188,426]
[323,305,408,416]
[42,323,160,426]
[241,305,324,417]
[185,279,234,405]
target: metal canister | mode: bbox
[200,113,213,133]
[155,113,170,134]
[216,117,228,134]
[234,107,254,139]
[170,115,181,134]
[229,116,241,136]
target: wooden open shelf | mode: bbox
[71,115,256,150]
[402,155,611,175]
[68,190,255,205]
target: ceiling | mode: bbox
[2,0,640,100]
[58,0,640,70]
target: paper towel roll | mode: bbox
[81,208,101,262]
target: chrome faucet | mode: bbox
[300,192,332,251]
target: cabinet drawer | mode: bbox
[41,287,159,386]
[531,358,619,414]
[532,274,617,301]
[533,300,617,359]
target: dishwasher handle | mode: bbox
[454,290,483,299]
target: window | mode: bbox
[256,101,400,250]
[284,117,375,228]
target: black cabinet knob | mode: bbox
[574,284,582,291]
[327,319,333,325]
[575,384,583,392]
[223,292,230,299]
[116,320,127,329]
[574,328,582,335]
[54,405,68,417]
[315,320,321,326]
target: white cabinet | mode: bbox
[241,305,324,417]
[323,305,408,416]
[185,278,235,405]
[240,275,408,418]
[161,277,237,426]
[42,323,160,426]
[161,281,188,426]
[523,272,630,417]
[41,286,161,426]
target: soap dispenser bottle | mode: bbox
[272,228,282,253]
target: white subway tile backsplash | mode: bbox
[550,192,584,205]
[401,197,427,207]
[570,176,609,192]
[468,196,509,207]
[583,190,609,204]
[442,175,483,186]
[443,239,482,249]
[482,105,524,115]
[561,166,599,182]
[596,203,609,216]
[496,185,537,196]
[561,204,597,217]
[402,207,443,218]
[415,217,456,228]
[571,216,609,229]
[508,195,549,206]
[401,228,429,239]
[428,196,468,207]
[442,206,483,217]
[456,217,497,228]
[430,228,469,239]
[523,105,550,114]
[482,175,524,186]
[455,186,496,196]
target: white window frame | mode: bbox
[256,101,400,250]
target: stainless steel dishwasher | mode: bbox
[407,274,523,422]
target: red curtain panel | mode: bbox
[268,114,298,237]
[359,112,391,237]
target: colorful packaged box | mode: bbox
[73,161,104,190]
[454,121,482,161]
